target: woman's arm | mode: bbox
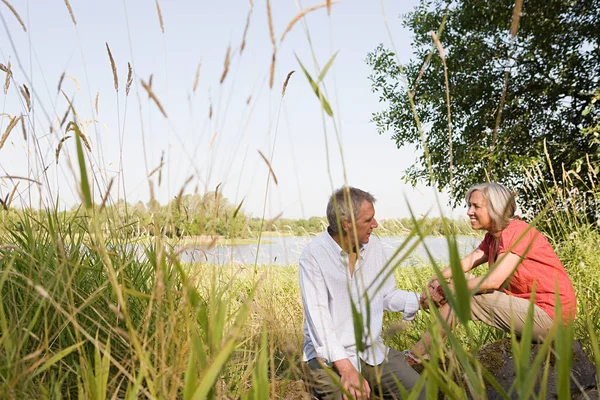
[463,251,521,292]
[439,248,488,280]
[421,248,489,309]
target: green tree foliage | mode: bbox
[367,0,600,209]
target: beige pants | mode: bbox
[469,291,554,341]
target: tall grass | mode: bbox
[2,193,598,398]
[0,1,598,399]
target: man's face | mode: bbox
[343,200,378,246]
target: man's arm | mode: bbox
[300,252,370,399]
[381,270,420,319]
[299,252,347,363]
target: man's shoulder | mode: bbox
[301,232,332,254]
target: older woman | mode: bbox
[406,182,577,364]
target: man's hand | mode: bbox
[420,277,447,309]
[334,359,370,399]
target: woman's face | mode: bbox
[467,190,494,231]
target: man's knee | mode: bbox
[367,349,426,399]
[302,359,343,400]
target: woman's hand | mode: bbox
[420,277,447,309]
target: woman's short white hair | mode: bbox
[466,182,517,231]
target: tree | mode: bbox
[367,0,600,209]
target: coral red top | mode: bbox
[478,219,577,323]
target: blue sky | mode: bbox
[0,0,466,220]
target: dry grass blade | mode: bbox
[0,64,6,72]
[148,180,156,208]
[155,0,164,33]
[99,178,114,213]
[511,0,524,37]
[60,90,77,119]
[20,85,31,111]
[586,154,597,186]
[206,235,218,249]
[66,74,81,91]
[175,175,194,211]
[106,43,119,92]
[267,212,283,227]
[3,61,11,95]
[79,131,92,152]
[67,122,92,152]
[0,114,22,150]
[158,151,164,186]
[147,160,165,179]
[1,0,27,31]
[126,62,133,96]
[0,175,41,185]
[0,194,9,211]
[491,0,522,160]
[220,46,231,84]
[269,50,277,89]
[55,136,72,164]
[327,0,331,15]
[431,31,453,191]
[57,72,65,93]
[60,104,71,128]
[20,115,26,140]
[209,130,219,148]
[280,2,337,42]
[431,31,445,59]
[94,92,99,115]
[266,0,275,47]
[193,62,201,93]
[282,70,295,96]
[240,7,253,53]
[63,0,76,25]
[140,79,168,118]
[7,182,19,208]
[258,150,278,184]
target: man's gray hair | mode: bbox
[327,187,376,234]
[466,182,517,231]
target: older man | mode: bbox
[300,187,425,399]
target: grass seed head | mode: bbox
[63,0,76,25]
[1,0,27,31]
[3,61,11,95]
[155,0,164,33]
[126,62,133,96]
[106,43,119,92]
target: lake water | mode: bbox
[177,235,481,267]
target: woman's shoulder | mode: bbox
[501,218,545,246]
[505,218,531,233]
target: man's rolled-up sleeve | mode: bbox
[381,273,420,320]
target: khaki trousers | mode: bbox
[302,348,426,400]
[469,290,554,341]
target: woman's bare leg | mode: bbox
[410,303,454,358]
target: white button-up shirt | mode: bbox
[300,230,420,370]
